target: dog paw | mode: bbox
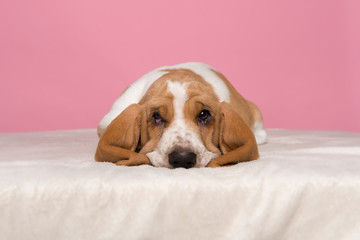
[207,161,221,168]
[115,154,150,166]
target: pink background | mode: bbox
[1,0,359,133]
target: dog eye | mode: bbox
[152,112,164,125]
[197,110,211,125]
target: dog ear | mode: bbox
[208,102,259,167]
[95,104,150,166]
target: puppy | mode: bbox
[95,62,266,168]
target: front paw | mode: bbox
[116,154,150,166]
[207,160,221,168]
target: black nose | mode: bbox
[168,151,197,169]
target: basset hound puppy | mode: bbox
[95,62,267,168]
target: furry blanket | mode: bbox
[1,129,360,240]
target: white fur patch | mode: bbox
[146,81,217,168]
[254,122,267,145]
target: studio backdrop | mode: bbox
[1,0,359,132]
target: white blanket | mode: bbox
[1,129,360,240]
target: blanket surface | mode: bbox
[0,129,360,240]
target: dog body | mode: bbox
[96,62,266,168]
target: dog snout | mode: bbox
[168,150,196,168]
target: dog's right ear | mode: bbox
[95,104,150,166]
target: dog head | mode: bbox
[97,70,257,168]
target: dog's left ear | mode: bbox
[208,102,259,167]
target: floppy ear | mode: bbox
[95,104,150,166]
[208,102,259,167]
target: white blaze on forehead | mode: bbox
[167,81,189,120]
